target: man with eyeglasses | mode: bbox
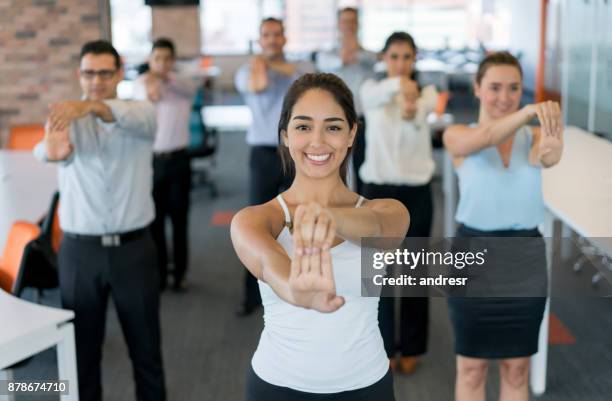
[33,40,166,401]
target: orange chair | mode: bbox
[435,91,450,116]
[0,221,41,293]
[51,204,63,253]
[7,124,45,151]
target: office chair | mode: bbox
[0,221,41,294]
[7,124,45,151]
[13,192,61,300]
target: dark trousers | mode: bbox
[245,366,395,401]
[58,231,166,401]
[152,150,191,287]
[352,116,366,195]
[243,145,290,307]
[362,182,433,357]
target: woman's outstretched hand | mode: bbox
[524,101,564,164]
[289,202,345,313]
[524,101,563,138]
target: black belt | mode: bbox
[64,227,149,247]
[154,148,188,160]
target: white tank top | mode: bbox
[251,194,389,393]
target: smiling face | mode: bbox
[383,41,416,78]
[474,64,523,119]
[282,89,356,181]
[259,20,286,59]
[78,53,123,101]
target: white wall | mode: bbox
[496,0,542,92]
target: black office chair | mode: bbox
[188,88,219,198]
[14,192,60,300]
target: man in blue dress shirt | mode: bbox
[235,18,313,316]
[234,17,312,316]
[34,40,166,401]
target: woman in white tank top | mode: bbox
[231,73,409,401]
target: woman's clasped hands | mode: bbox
[288,202,345,313]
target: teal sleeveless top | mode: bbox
[455,125,544,231]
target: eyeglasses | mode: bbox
[80,69,117,80]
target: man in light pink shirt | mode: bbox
[133,38,202,291]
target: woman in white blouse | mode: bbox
[359,31,438,374]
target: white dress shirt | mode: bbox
[33,99,157,235]
[359,77,438,185]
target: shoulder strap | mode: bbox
[276,194,292,229]
[355,195,365,208]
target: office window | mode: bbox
[111,0,152,63]
[200,0,284,55]
[359,0,472,51]
[284,0,336,54]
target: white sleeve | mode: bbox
[360,77,401,110]
[103,99,156,139]
[131,77,148,101]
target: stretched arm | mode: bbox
[444,101,563,158]
[33,120,74,164]
[166,73,202,97]
[48,100,114,132]
[231,206,294,302]
[248,56,269,92]
[142,73,162,102]
[361,76,418,110]
[103,99,156,138]
[529,126,564,168]
[360,77,400,110]
[267,60,297,76]
[231,204,344,313]
[330,198,409,244]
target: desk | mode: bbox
[0,151,58,250]
[201,105,252,132]
[531,126,612,395]
[0,289,78,400]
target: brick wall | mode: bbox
[152,6,201,59]
[0,0,103,146]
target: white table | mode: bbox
[530,126,612,395]
[0,289,78,400]
[0,150,58,250]
[201,105,252,132]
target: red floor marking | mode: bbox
[549,313,577,345]
[211,211,236,226]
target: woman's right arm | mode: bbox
[231,205,344,313]
[443,105,534,158]
[444,101,562,158]
[360,76,410,109]
[230,206,294,303]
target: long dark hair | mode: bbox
[381,31,418,81]
[277,73,358,184]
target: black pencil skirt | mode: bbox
[447,224,547,359]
